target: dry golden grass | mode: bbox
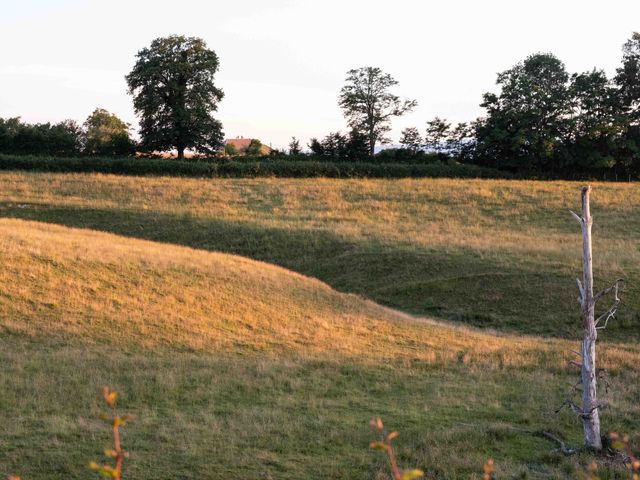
[1,218,638,372]
[2,174,639,263]
[1,172,638,338]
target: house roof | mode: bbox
[225,138,254,150]
[224,137,272,154]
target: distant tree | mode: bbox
[446,122,474,159]
[339,67,417,157]
[424,117,451,153]
[1,118,82,156]
[288,136,301,155]
[615,32,640,123]
[344,129,370,160]
[399,127,423,153]
[52,120,84,155]
[83,108,135,156]
[320,132,347,157]
[224,143,237,156]
[308,137,324,156]
[474,53,571,173]
[245,139,263,155]
[126,35,224,159]
[614,32,640,177]
[567,70,622,173]
[0,118,21,153]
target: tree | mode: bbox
[345,129,370,160]
[319,132,347,157]
[245,139,263,155]
[446,122,474,160]
[126,35,224,159]
[614,33,640,178]
[338,67,417,157]
[475,53,571,172]
[308,137,324,156]
[424,117,451,154]
[567,70,622,174]
[0,117,82,156]
[399,127,422,153]
[83,108,135,156]
[224,143,237,156]
[561,187,623,450]
[288,137,301,155]
[615,32,640,123]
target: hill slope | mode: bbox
[3,218,624,367]
[1,172,638,339]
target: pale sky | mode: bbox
[1,0,639,149]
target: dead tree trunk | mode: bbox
[571,186,601,450]
[565,186,623,451]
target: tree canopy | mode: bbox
[84,108,135,156]
[126,35,224,159]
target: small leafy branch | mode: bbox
[89,387,132,479]
[610,433,640,480]
[369,417,424,480]
[482,459,494,480]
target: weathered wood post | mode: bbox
[571,186,601,450]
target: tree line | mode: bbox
[0,109,135,156]
[392,33,640,178]
[1,33,639,179]
[307,33,640,178]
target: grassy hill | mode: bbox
[1,172,638,339]
[1,218,640,479]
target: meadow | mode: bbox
[1,172,639,479]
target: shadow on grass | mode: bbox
[2,201,638,340]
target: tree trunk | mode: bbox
[576,186,602,450]
[177,146,185,160]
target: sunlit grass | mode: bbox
[1,173,638,338]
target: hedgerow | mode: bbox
[0,154,509,179]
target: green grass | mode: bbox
[1,172,640,479]
[3,339,639,480]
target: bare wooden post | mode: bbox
[571,186,601,450]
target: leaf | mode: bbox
[101,386,118,408]
[98,466,118,478]
[104,448,118,458]
[369,441,388,451]
[400,469,424,480]
[113,416,126,427]
[387,431,399,441]
[611,440,625,450]
[369,417,384,432]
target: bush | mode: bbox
[0,154,510,179]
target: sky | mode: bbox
[1,0,639,149]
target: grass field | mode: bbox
[1,172,639,479]
[1,172,638,339]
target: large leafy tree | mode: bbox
[475,53,571,173]
[615,32,640,122]
[614,32,640,177]
[83,108,135,156]
[567,70,622,173]
[126,35,224,159]
[339,67,417,157]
